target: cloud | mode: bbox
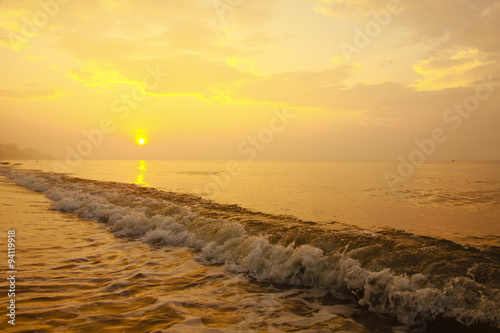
[67,63,130,88]
[307,0,400,19]
[0,85,64,100]
[398,0,500,53]
[1,0,499,161]
[234,66,377,111]
[379,59,398,68]
[0,0,290,105]
[0,0,285,57]
[309,0,500,93]
[310,0,500,53]
[412,49,500,90]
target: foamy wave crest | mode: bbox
[2,167,499,330]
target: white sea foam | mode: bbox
[2,167,499,329]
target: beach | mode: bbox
[1,161,499,332]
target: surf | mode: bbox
[1,166,499,330]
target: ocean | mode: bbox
[0,160,499,332]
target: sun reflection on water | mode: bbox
[134,160,148,186]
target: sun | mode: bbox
[136,137,147,145]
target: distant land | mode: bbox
[0,143,54,160]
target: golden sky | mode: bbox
[1,0,499,160]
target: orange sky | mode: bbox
[1,0,499,160]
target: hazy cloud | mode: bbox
[0,0,499,160]
[0,86,64,100]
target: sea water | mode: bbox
[0,160,499,332]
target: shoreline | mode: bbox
[1,166,499,330]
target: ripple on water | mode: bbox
[2,169,499,332]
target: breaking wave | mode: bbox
[1,167,499,331]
